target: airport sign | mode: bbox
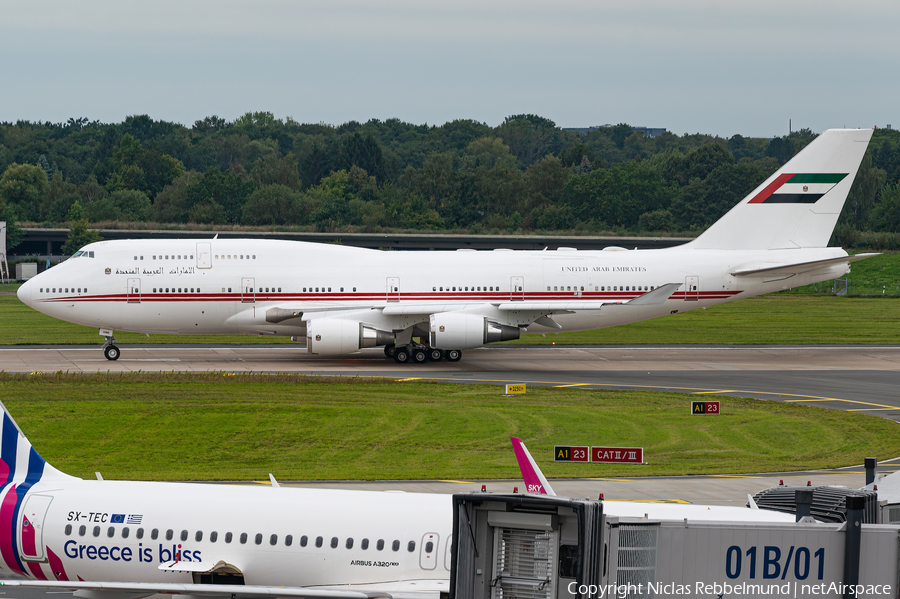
[692,400,720,414]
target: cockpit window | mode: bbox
[72,251,83,257]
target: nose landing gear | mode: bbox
[102,333,120,361]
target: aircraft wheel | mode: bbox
[427,348,444,362]
[393,348,411,364]
[411,348,428,364]
[104,345,121,361]
[384,344,396,358]
[445,349,462,362]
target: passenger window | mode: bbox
[361,538,369,550]
[210,531,217,542]
[225,532,233,543]
[328,287,331,292]
[240,533,248,544]
[315,536,323,548]
[181,530,188,541]
[151,529,159,540]
[377,539,384,550]
[93,526,100,537]
[278,288,282,292]
[166,530,173,541]
[407,541,415,552]
[346,538,353,549]
[392,540,400,552]
[300,535,308,547]
[270,534,277,546]
[65,524,72,535]
[195,531,203,542]
[425,541,433,552]
[255,533,262,545]
[285,534,293,546]
[79,525,86,536]
[353,287,356,292]
[331,537,338,548]
[122,528,130,539]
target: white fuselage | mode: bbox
[16,239,850,340]
[8,476,453,589]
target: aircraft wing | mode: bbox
[0,579,445,599]
[730,253,879,277]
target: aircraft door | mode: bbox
[19,494,53,562]
[684,276,699,301]
[127,278,141,303]
[419,532,439,570]
[386,277,400,302]
[242,277,255,303]
[510,276,525,300]
[196,242,212,269]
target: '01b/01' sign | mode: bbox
[555,446,643,464]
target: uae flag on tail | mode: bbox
[748,173,847,204]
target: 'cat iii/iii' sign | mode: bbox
[554,446,643,463]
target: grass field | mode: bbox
[2,373,898,481]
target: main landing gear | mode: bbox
[384,343,462,364]
[102,334,120,361]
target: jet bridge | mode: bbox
[450,493,900,599]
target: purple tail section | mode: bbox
[0,402,72,578]
[510,437,556,496]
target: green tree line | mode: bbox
[2,113,900,253]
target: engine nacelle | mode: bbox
[306,319,393,355]
[429,313,520,350]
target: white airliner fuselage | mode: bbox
[15,128,876,361]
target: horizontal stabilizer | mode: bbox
[625,282,682,305]
[731,253,878,277]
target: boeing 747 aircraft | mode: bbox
[0,404,795,598]
[16,129,875,362]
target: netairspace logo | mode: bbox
[568,582,893,598]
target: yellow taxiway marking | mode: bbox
[708,474,766,479]
[395,377,422,382]
[847,408,898,411]
[439,480,476,484]
[554,383,591,388]
[389,376,898,413]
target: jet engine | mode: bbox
[306,319,394,355]
[428,312,519,350]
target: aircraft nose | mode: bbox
[16,277,33,307]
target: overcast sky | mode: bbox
[2,0,897,138]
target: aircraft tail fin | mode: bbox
[688,128,873,251]
[511,437,556,496]
[0,401,74,486]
